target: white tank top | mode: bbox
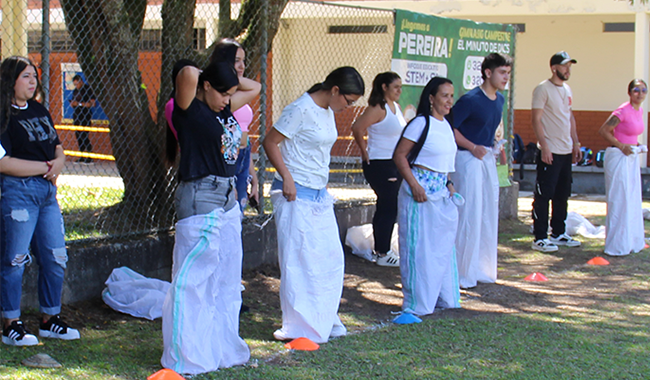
[367,102,407,160]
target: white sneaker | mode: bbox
[273,328,290,341]
[549,233,581,247]
[376,250,400,267]
[39,315,80,340]
[2,321,39,346]
[532,239,559,253]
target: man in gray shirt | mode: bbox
[530,51,583,252]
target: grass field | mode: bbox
[1,196,649,379]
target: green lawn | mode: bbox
[2,197,649,379]
[57,186,123,241]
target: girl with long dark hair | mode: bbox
[161,60,257,374]
[211,38,261,210]
[0,56,79,346]
[393,76,462,321]
[263,67,364,343]
[599,79,648,256]
[351,71,405,266]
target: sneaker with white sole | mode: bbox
[2,320,39,346]
[549,233,581,247]
[376,250,400,267]
[532,239,559,253]
[39,315,80,340]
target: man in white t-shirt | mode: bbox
[530,51,583,252]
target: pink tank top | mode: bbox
[233,104,253,132]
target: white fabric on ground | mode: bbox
[161,206,249,375]
[102,267,170,320]
[604,147,645,256]
[344,223,399,262]
[450,150,499,289]
[398,182,461,316]
[565,212,605,239]
[271,191,346,344]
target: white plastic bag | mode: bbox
[565,211,606,239]
[102,267,170,320]
[344,224,399,262]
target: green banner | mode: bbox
[391,9,515,186]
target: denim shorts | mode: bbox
[175,175,237,220]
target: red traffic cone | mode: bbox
[284,337,320,351]
[524,272,548,282]
[148,369,185,380]
[587,257,610,266]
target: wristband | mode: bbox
[574,142,581,147]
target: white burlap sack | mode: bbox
[102,267,170,320]
[450,150,499,289]
[604,147,645,256]
[344,223,399,262]
[398,183,461,316]
[271,191,346,344]
[161,206,249,375]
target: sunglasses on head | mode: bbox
[633,87,648,94]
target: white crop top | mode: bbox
[367,102,407,160]
[402,115,456,173]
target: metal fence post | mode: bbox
[257,0,270,212]
[41,0,51,107]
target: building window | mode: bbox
[28,30,76,53]
[193,28,206,51]
[328,25,388,34]
[140,29,162,51]
[512,23,525,33]
[603,22,634,32]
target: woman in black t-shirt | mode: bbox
[0,56,80,346]
[161,61,258,374]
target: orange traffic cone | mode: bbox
[587,257,609,266]
[524,272,548,282]
[284,337,320,351]
[148,369,185,380]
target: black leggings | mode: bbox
[363,159,402,254]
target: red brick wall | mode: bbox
[513,109,650,165]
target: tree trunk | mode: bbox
[59,0,291,233]
[61,0,173,230]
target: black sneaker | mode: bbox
[2,320,39,346]
[39,315,80,340]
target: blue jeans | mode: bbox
[175,175,238,220]
[271,179,328,202]
[1,175,67,319]
[234,145,252,210]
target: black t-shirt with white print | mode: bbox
[173,98,242,181]
[0,100,60,162]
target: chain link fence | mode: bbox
[1,0,393,244]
